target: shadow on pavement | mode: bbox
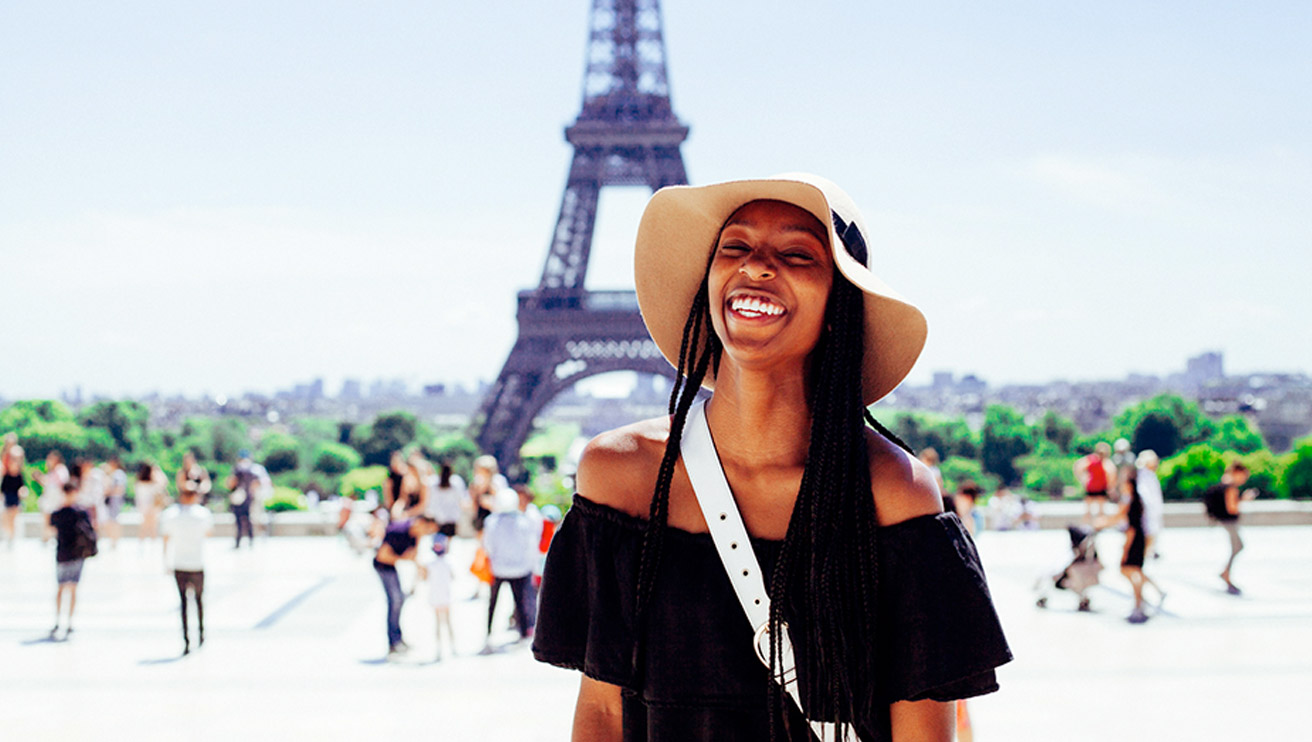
[139,655,187,666]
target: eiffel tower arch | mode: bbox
[474,0,690,475]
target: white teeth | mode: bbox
[730,296,783,317]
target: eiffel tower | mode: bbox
[474,0,690,475]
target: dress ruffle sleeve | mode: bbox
[531,495,641,689]
[875,513,1012,702]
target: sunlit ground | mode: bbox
[1,524,1306,740]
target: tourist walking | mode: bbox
[533,174,1010,740]
[426,534,456,661]
[74,459,106,529]
[160,482,213,654]
[373,515,440,657]
[953,480,983,536]
[481,489,541,651]
[176,451,212,505]
[1135,450,1165,558]
[1075,441,1116,523]
[467,455,507,534]
[50,481,96,640]
[391,451,429,521]
[383,451,407,513]
[226,451,258,549]
[134,462,170,545]
[102,456,128,550]
[2,445,28,547]
[39,451,70,542]
[1100,471,1161,623]
[427,462,466,538]
[1205,461,1257,595]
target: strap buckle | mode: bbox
[753,620,798,684]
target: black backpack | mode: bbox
[1203,484,1230,520]
[73,511,99,559]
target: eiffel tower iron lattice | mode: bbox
[474,0,689,474]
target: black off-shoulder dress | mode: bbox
[532,494,1012,742]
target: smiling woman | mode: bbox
[532,173,1012,741]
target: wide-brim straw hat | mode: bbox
[634,172,927,405]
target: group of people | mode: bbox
[1076,439,1258,623]
[365,451,563,661]
[0,438,244,652]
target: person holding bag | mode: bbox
[532,174,1011,741]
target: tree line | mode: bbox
[4,392,1310,509]
[883,393,1312,501]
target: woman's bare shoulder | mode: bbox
[864,428,945,526]
[575,416,670,519]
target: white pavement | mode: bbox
[1,523,1307,741]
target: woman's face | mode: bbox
[708,200,834,373]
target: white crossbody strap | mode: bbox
[682,400,844,741]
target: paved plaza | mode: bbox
[2,522,1308,741]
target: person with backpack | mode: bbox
[1204,461,1257,595]
[49,481,96,640]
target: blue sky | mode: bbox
[3,1,1309,399]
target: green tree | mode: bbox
[79,400,150,455]
[939,456,999,495]
[980,405,1033,485]
[1131,412,1181,460]
[312,442,362,476]
[1159,443,1226,501]
[1234,449,1283,498]
[260,432,301,474]
[1037,410,1078,454]
[0,399,76,431]
[887,411,978,459]
[1207,415,1266,455]
[1280,439,1312,499]
[340,465,389,499]
[1016,438,1077,499]
[16,420,92,461]
[1114,394,1216,459]
[350,411,420,467]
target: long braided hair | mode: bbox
[631,221,908,739]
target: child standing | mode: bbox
[49,482,95,639]
[426,534,456,661]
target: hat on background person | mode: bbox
[634,172,927,405]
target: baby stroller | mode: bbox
[1035,524,1103,612]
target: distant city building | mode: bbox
[1186,351,1224,386]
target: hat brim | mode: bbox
[634,175,927,405]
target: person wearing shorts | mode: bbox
[2,445,29,547]
[49,482,93,640]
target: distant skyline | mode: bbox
[4,1,1310,400]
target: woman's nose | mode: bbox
[739,254,775,280]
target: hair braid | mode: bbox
[632,264,720,678]
[766,275,881,739]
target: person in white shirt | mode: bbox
[481,488,542,650]
[160,482,214,655]
[1136,450,1166,559]
[426,462,466,538]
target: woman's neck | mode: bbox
[704,365,812,468]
